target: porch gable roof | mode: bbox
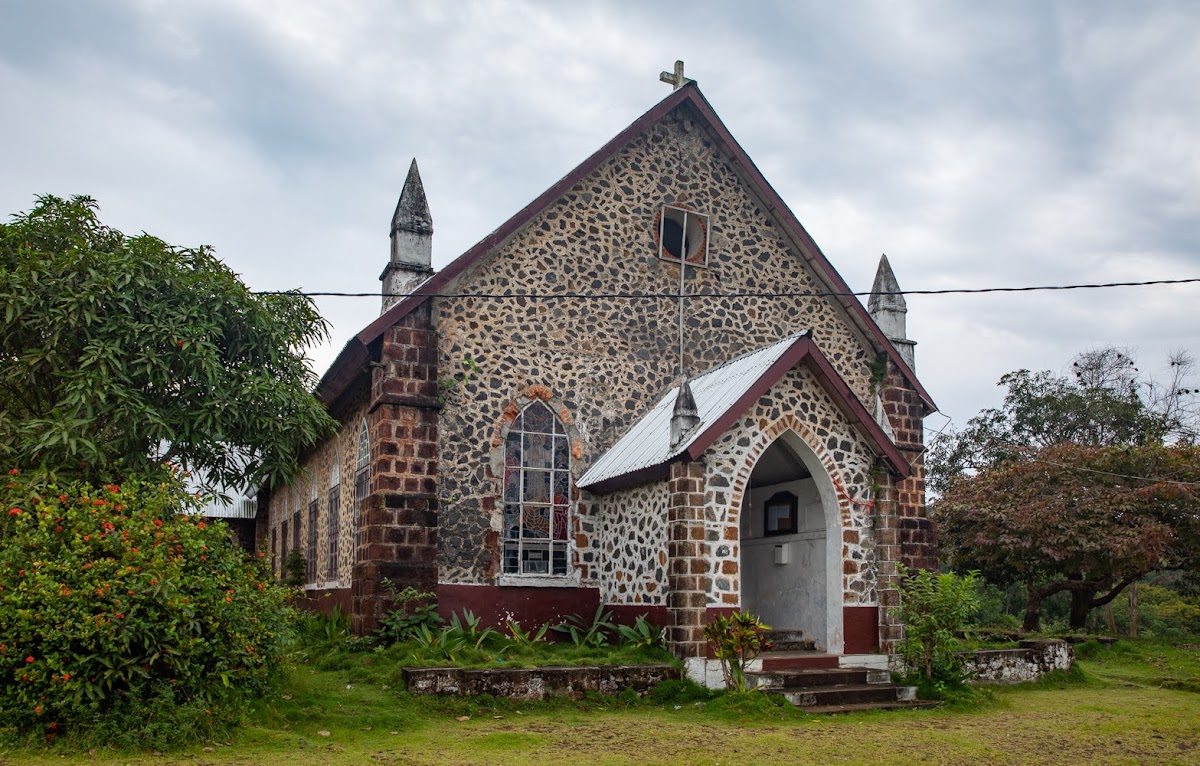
[577,332,912,494]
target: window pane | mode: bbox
[553,471,570,504]
[523,402,554,434]
[553,436,569,469]
[553,505,568,540]
[522,544,548,574]
[523,433,552,469]
[505,432,522,467]
[523,505,551,539]
[523,469,550,503]
[503,504,520,541]
[503,467,520,503]
[502,542,519,574]
[551,544,568,575]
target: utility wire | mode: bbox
[253,276,1200,299]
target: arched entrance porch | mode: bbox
[739,430,844,653]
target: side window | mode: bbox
[354,419,370,562]
[307,473,318,585]
[327,446,341,579]
[502,401,570,576]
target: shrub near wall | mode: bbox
[0,471,287,746]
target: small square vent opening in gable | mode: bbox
[656,204,709,266]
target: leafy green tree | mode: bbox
[934,443,1200,631]
[928,348,1196,495]
[0,195,336,490]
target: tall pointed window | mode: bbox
[354,419,371,563]
[502,401,571,576]
[291,489,301,563]
[306,473,318,585]
[327,447,341,579]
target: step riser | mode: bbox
[748,670,869,688]
[760,656,839,670]
[785,686,910,707]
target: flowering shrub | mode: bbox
[0,471,288,745]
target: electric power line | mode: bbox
[252,276,1200,299]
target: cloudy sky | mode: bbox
[2,0,1198,431]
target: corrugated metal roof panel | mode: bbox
[578,332,807,489]
[186,494,258,519]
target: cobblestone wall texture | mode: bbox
[432,103,885,584]
[700,366,881,606]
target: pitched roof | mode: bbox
[316,83,935,413]
[578,332,912,494]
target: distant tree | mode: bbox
[928,347,1197,495]
[0,195,336,490]
[934,443,1200,631]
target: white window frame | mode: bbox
[354,419,371,563]
[499,401,577,586]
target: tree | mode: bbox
[927,347,1197,496]
[0,195,336,490]
[934,442,1200,631]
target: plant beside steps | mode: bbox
[745,664,937,714]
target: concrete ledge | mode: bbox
[962,639,1074,683]
[403,664,680,699]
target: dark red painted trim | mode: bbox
[843,605,880,654]
[317,83,934,412]
[679,336,911,479]
[585,462,670,495]
[682,87,934,413]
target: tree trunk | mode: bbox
[1023,579,1043,632]
[1104,603,1117,635]
[1128,582,1139,638]
[1068,587,1096,630]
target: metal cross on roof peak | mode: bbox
[659,60,692,90]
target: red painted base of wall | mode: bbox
[843,605,879,654]
[295,587,353,618]
[438,583,601,630]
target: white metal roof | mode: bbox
[578,332,808,489]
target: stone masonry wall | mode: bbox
[431,102,884,585]
[702,366,881,607]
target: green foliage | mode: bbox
[373,584,441,645]
[648,678,717,705]
[927,347,1197,495]
[702,611,773,693]
[0,472,289,746]
[505,619,550,648]
[552,604,617,648]
[893,566,980,683]
[281,549,306,587]
[615,614,666,650]
[0,194,336,490]
[1086,583,1200,639]
[445,610,500,650]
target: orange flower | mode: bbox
[8,508,20,516]
[26,656,35,663]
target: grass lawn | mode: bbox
[2,640,1197,765]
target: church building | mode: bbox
[258,74,937,674]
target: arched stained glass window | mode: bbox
[502,401,570,576]
[354,419,370,562]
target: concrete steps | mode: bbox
[747,656,932,714]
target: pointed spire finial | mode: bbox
[868,254,905,314]
[670,377,701,450]
[391,159,433,236]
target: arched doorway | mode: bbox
[739,431,844,652]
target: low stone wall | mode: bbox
[962,639,1074,683]
[403,664,680,700]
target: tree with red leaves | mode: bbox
[934,443,1200,630]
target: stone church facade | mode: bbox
[258,82,937,667]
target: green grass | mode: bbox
[3,637,1198,765]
